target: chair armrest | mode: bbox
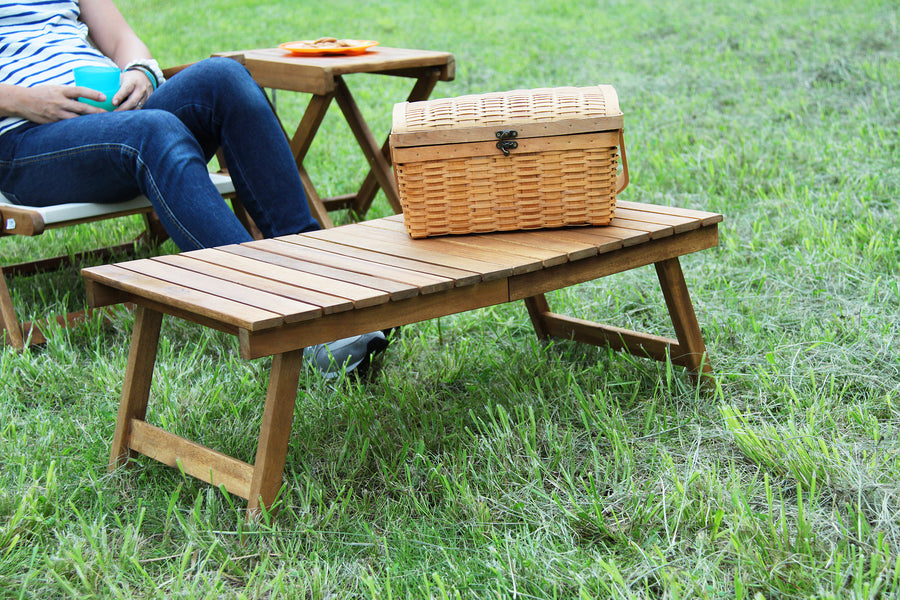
[0,204,45,236]
[162,64,193,78]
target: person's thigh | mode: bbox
[0,111,183,206]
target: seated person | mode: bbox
[0,0,387,377]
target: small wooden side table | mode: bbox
[217,46,455,228]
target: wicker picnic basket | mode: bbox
[390,84,628,238]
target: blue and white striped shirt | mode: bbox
[0,0,116,136]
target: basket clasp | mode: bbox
[495,130,519,156]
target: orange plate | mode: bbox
[278,40,379,56]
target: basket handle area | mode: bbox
[616,128,629,194]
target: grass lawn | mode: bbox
[2,0,899,597]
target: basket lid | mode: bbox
[391,84,623,147]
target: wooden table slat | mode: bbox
[616,200,724,226]
[305,225,513,280]
[381,211,654,250]
[517,226,633,251]
[188,249,355,314]
[611,207,699,234]
[355,221,545,275]
[471,229,599,262]
[248,238,425,299]
[83,264,283,331]
[217,245,391,309]
[362,217,571,267]
[281,234,483,286]
[123,258,319,323]
[608,216,674,239]
[572,224,652,247]
[273,236,460,292]
[522,229,621,255]
[152,255,324,322]
[266,238,456,295]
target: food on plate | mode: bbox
[293,37,362,49]
[278,38,379,56]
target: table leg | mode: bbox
[522,260,712,379]
[288,93,337,229]
[655,258,712,376]
[524,294,552,341]
[333,76,403,214]
[298,170,334,229]
[108,305,163,470]
[289,94,334,162]
[246,348,303,517]
[351,69,444,216]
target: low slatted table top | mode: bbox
[82,201,722,358]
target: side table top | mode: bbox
[216,46,456,94]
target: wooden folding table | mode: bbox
[83,201,722,516]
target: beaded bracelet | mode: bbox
[125,64,157,90]
[124,59,166,91]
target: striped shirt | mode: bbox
[0,0,116,137]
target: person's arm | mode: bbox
[79,0,156,110]
[79,0,151,66]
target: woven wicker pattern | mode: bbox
[401,87,617,130]
[392,85,624,238]
[397,146,619,238]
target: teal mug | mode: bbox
[74,66,121,111]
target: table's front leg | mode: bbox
[523,293,552,341]
[108,305,163,470]
[246,348,303,517]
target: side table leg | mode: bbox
[352,69,443,216]
[333,76,403,214]
[289,93,336,229]
[289,93,334,163]
[298,167,334,229]
[655,258,712,376]
[109,306,163,470]
[247,348,303,517]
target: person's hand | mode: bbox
[12,85,107,123]
[112,70,154,111]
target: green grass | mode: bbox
[2,0,900,597]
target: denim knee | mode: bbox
[119,109,205,167]
[172,58,264,106]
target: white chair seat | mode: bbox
[0,171,235,229]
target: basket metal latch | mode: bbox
[495,130,518,156]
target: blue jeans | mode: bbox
[0,58,320,250]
